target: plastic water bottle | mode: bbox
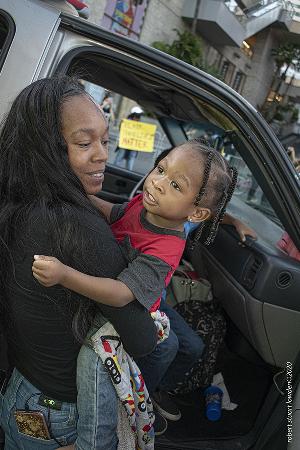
[204,386,223,421]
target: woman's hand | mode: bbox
[57,446,75,450]
[32,255,66,287]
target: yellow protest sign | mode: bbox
[118,119,157,152]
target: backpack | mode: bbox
[166,264,226,392]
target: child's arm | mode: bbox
[32,255,134,307]
[88,195,114,222]
[222,213,257,242]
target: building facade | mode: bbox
[85,0,300,147]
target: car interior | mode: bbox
[1,39,300,449]
[65,51,300,449]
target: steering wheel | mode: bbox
[128,175,146,200]
[129,148,173,200]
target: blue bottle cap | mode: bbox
[204,386,223,421]
[204,386,223,397]
[206,403,222,421]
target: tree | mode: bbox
[272,44,300,80]
[152,29,222,79]
[262,43,300,122]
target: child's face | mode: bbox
[143,146,209,229]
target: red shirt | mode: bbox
[111,194,186,311]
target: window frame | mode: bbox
[52,21,300,247]
[0,10,15,73]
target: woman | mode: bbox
[0,76,157,449]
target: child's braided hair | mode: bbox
[187,137,237,247]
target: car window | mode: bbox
[83,80,171,175]
[82,79,283,234]
[0,12,14,71]
[63,49,288,245]
[182,121,284,231]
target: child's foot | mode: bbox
[153,407,168,436]
[152,391,181,421]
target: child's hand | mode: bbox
[222,213,257,242]
[32,255,66,287]
[232,218,257,242]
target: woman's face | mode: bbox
[61,94,109,195]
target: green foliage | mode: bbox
[201,62,223,79]
[273,111,283,121]
[271,43,300,73]
[262,43,300,122]
[153,29,202,66]
[291,107,299,123]
[269,103,298,124]
[152,29,222,79]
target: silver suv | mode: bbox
[0,1,300,449]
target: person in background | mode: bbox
[101,91,115,124]
[286,146,298,165]
[114,106,143,171]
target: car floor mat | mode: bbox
[160,347,272,441]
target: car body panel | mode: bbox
[0,0,61,117]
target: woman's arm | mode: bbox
[32,255,134,307]
[31,208,157,358]
[222,212,257,242]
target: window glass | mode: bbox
[220,60,235,85]
[70,59,283,243]
[223,144,282,228]
[232,71,246,93]
[82,80,171,175]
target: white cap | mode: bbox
[131,106,143,115]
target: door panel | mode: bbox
[263,304,300,366]
[188,226,300,368]
[188,243,276,366]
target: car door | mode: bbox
[45,17,300,450]
[47,15,300,441]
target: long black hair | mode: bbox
[0,76,100,341]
